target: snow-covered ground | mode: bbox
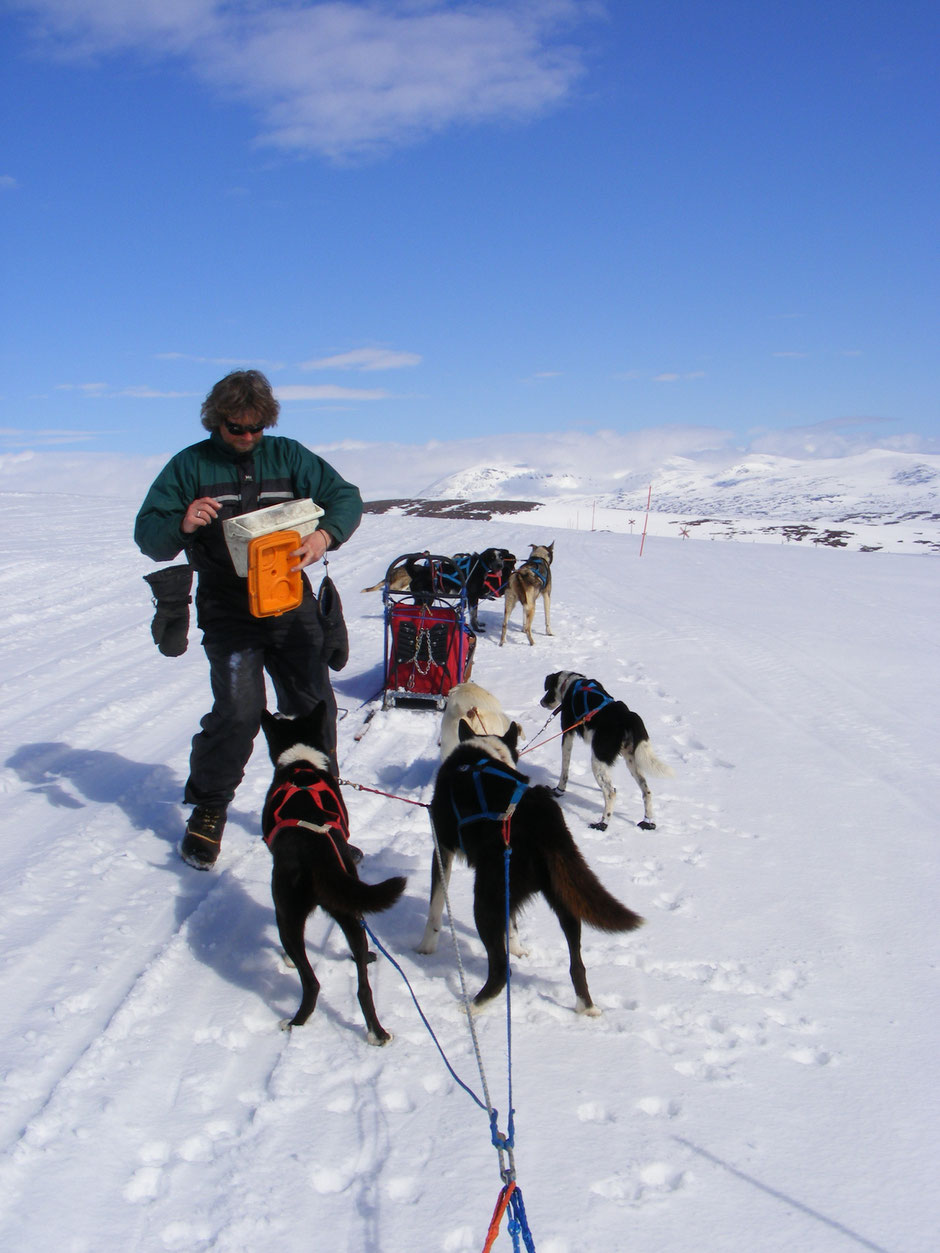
[0,450,938,1252]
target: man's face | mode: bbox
[219,413,266,453]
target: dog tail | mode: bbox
[312,844,407,917]
[525,788,644,933]
[634,740,674,778]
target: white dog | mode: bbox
[440,682,520,761]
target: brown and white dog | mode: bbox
[499,543,554,646]
[540,671,674,831]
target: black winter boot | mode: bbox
[180,805,227,869]
[143,565,193,657]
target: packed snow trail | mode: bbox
[0,495,937,1252]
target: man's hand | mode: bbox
[290,529,331,571]
[182,497,221,535]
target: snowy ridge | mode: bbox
[419,447,940,553]
[0,491,936,1252]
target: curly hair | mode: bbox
[200,370,280,431]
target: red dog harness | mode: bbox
[263,767,350,870]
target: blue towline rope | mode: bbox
[508,1186,537,1253]
[362,766,536,1247]
[361,921,489,1114]
[500,841,516,1156]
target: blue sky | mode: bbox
[2,0,937,460]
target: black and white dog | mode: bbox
[362,548,514,633]
[416,719,643,1014]
[540,672,674,831]
[260,705,406,1041]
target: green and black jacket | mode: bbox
[134,431,363,620]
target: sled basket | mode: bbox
[381,552,474,710]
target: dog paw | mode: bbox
[637,820,657,830]
[552,786,566,797]
[576,999,602,1017]
[367,1030,393,1047]
[278,1018,294,1032]
[589,820,608,831]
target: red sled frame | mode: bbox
[382,552,474,710]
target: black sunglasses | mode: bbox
[222,418,266,435]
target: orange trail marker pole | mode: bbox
[638,484,652,556]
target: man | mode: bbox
[135,370,363,870]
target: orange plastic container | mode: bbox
[247,529,303,617]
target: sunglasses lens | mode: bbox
[225,420,264,435]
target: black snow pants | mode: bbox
[184,595,337,808]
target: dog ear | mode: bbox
[502,721,521,758]
[304,700,329,749]
[546,541,554,561]
[458,717,476,742]
[260,708,290,761]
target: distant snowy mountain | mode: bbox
[422,448,939,522]
[416,445,939,555]
[2,435,938,554]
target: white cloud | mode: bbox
[55,382,199,398]
[155,353,287,369]
[18,1,599,159]
[300,348,422,372]
[746,416,939,459]
[772,351,809,359]
[0,174,20,189]
[275,384,389,401]
[115,386,201,398]
[0,426,102,447]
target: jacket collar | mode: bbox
[209,427,262,465]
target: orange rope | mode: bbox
[481,1182,517,1253]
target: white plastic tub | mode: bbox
[222,499,324,577]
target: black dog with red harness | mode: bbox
[260,705,406,1040]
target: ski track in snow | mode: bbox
[0,495,937,1252]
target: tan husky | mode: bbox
[499,543,553,646]
[439,681,520,761]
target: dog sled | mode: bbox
[381,552,475,710]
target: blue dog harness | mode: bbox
[525,556,550,588]
[564,678,614,732]
[450,756,529,850]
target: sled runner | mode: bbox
[382,552,475,710]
